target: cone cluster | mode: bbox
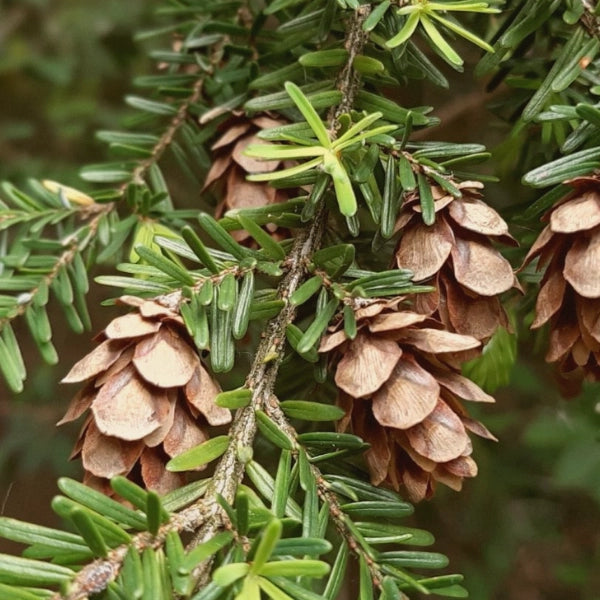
[204,113,289,242]
[523,176,600,393]
[395,181,516,342]
[320,299,496,502]
[59,296,231,495]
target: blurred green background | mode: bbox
[0,0,152,184]
[0,2,599,599]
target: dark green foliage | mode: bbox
[2,1,600,600]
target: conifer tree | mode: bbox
[1,1,600,598]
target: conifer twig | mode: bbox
[263,387,403,597]
[0,203,111,336]
[51,8,373,598]
[119,75,207,192]
[189,3,373,590]
[117,42,224,194]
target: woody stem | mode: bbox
[187,6,371,589]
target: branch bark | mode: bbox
[581,0,600,39]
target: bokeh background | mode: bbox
[1,2,599,599]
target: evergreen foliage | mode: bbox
[1,0,600,598]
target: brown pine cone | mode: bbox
[395,180,516,342]
[320,299,496,502]
[523,176,600,394]
[204,112,290,243]
[59,296,231,495]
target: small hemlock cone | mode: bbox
[395,180,516,342]
[204,112,289,242]
[320,299,496,502]
[522,176,600,393]
[59,296,231,495]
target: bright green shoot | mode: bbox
[387,0,500,67]
[213,518,330,600]
[244,81,395,217]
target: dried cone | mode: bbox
[320,299,496,502]
[395,180,516,342]
[204,112,290,243]
[59,296,231,495]
[522,176,600,393]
